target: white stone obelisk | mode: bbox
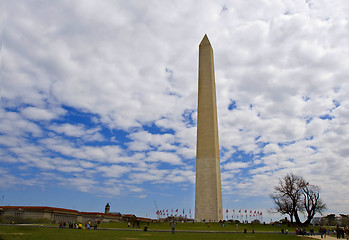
[195,35,223,222]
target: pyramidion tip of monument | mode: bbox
[200,34,211,46]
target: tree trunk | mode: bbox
[303,212,315,226]
[294,210,302,225]
[303,219,311,226]
[288,213,294,224]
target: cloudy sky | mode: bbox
[1,0,349,220]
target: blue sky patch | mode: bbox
[228,100,237,110]
[319,114,334,120]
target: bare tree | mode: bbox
[302,183,326,225]
[271,173,326,226]
[271,193,294,223]
[271,173,305,225]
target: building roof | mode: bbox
[0,206,120,217]
[0,206,80,214]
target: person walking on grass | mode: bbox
[344,227,349,240]
[171,221,176,234]
[336,226,341,239]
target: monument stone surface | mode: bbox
[195,35,223,222]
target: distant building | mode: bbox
[312,214,349,226]
[0,206,149,224]
[105,203,110,214]
[122,214,137,222]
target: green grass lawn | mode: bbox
[0,225,314,240]
[98,221,320,233]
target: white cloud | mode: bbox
[127,131,177,152]
[0,167,41,189]
[137,194,147,199]
[0,109,42,137]
[21,107,62,121]
[147,151,183,165]
[62,177,99,193]
[48,123,105,141]
[97,165,131,178]
[49,124,86,137]
[128,171,168,184]
[224,161,250,170]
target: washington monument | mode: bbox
[195,35,223,222]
